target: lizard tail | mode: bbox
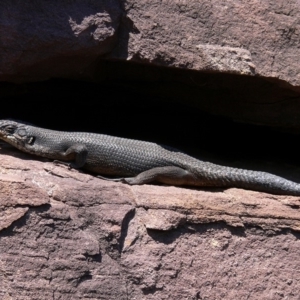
[192,163,300,195]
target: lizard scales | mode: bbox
[0,119,300,195]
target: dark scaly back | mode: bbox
[25,124,184,175]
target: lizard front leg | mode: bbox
[54,144,88,169]
[65,144,88,168]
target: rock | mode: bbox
[121,0,300,86]
[1,1,300,298]
[1,1,300,87]
[0,0,121,81]
[0,146,300,299]
[143,209,186,231]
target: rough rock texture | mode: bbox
[0,0,122,81]
[120,0,300,86]
[1,1,300,87]
[1,145,300,299]
[1,2,300,299]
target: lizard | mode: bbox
[0,119,300,195]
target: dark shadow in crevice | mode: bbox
[0,204,51,237]
[146,222,300,244]
[84,253,102,263]
[142,286,164,296]
[75,271,93,287]
[1,61,300,181]
[118,207,136,253]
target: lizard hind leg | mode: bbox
[123,166,197,186]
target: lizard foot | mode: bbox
[97,175,126,182]
[53,160,72,169]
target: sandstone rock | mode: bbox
[0,1,300,298]
[143,209,186,231]
[0,0,121,81]
[0,1,300,87]
[0,146,300,299]
[121,0,300,86]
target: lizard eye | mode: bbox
[4,125,16,134]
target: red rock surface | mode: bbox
[0,1,300,87]
[0,2,300,298]
[1,145,300,299]
[121,0,300,86]
[0,1,121,81]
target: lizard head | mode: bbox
[0,119,35,148]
